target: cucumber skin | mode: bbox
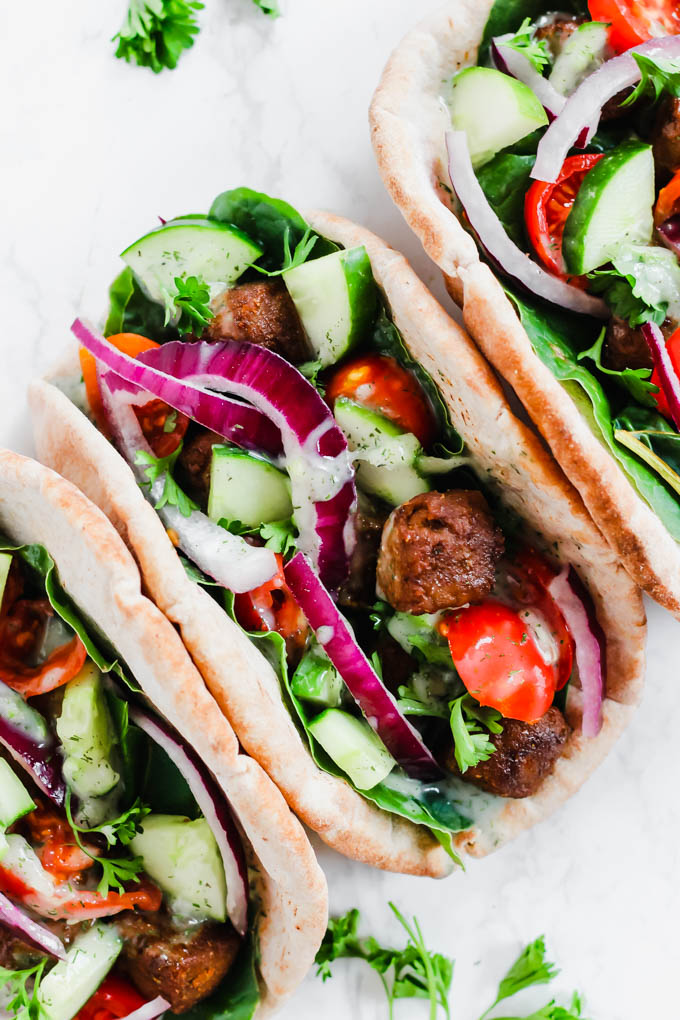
[562,141,655,276]
[0,759,35,829]
[343,246,378,354]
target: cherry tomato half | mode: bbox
[588,0,680,53]
[525,154,604,278]
[234,553,308,662]
[26,804,94,882]
[326,354,437,447]
[440,599,557,723]
[76,974,146,1020]
[651,326,680,418]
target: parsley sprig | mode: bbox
[503,19,551,74]
[252,226,318,277]
[171,274,214,336]
[113,0,204,73]
[0,960,47,1020]
[449,694,503,773]
[623,52,680,107]
[65,791,149,897]
[219,515,298,556]
[135,442,199,517]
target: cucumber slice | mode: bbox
[448,67,548,169]
[334,397,429,505]
[207,445,292,529]
[37,923,122,1020]
[121,217,262,305]
[282,246,376,367]
[0,553,11,606]
[0,760,35,829]
[563,141,655,275]
[130,814,227,922]
[291,645,344,708]
[549,22,609,95]
[308,709,396,790]
[56,662,120,801]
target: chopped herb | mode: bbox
[503,18,551,73]
[623,52,680,107]
[449,694,502,773]
[113,0,204,73]
[0,959,47,1020]
[135,443,198,517]
[252,225,318,277]
[171,274,214,335]
[259,517,298,556]
[65,790,149,896]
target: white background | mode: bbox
[1,1,679,1017]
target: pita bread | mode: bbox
[370,0,680,616]
[0,449,327,1016]
[30,213,645,870]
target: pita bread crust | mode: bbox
[370,0,680,615]
[31,214,644,866]
[0,450,327,1014]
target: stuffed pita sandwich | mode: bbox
[371,0,680,616]
[30,189,645,878]
[0,450,326,1018]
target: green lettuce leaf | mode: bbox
[104,265,177,340]
[577,327,657,406]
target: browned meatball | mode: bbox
[337,504,388,611]
[534,14,585,55]
[445,706,570,798]
[207,280,309,363]
[653,96,680,179]
[376,491,505,615]
[603,316,675,372]
[118,912,241,1014]
[174,430,222,506]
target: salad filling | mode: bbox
[61,188,608,858]
[0,541,258,1018]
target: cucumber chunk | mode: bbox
[283,246,376,367]
[549,22,609,95]
[309,709,396,790]
[121,217,262,306]
[37,923,122,1020]
[0,553,11,606]
[291,645,344,708]
[563,141,655,275]
[448,67,548,169]
[334,397,429,505]
[208,445,292,528]
[0,760,35,829]
[56,662,120,802]
[130,814,227,922]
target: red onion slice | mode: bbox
[118,998,171,1020]
[532,37,680,183]
[491,37,566,120]
[0,681,65,806]
[284,552,441,780]
[128,705,249,936]
[657,214,680,258]
[547,566,605,737]
[642,321,680,430]
[0,889,66,959]
[446,131,608,317]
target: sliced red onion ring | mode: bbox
[73,321,356,590]
[532,37,680,182]
[284,552,441,780]
[0,889,66,959]
[0,680,65,806]
[642,321,680,430]
[446,131,608,317]
[99,372,277,594]
[119,998,171,1020]
[657,214,680,258]
[491,37,566,120]
[128,704,249,936]
[547,566,605,737]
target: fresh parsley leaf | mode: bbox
[252,225,318,277]
[449,694,502,773]
[298,359,325,391]
[623,51,680,107]
[252,0,280,15]
[0,959,47,1020]
[171,274,214,336]
[397,682,449,719]
[218,517,259,538]
[577,327,657,406]
[135,443,199,517]
[504,18,551,73]
[65,790,147,897]
[96,854,146,897]
[113,0,203,73]
[87,797,151,848]
[479,936,559,1020]
[315,903,454,1019]
[260,517,298,556]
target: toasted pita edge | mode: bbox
[369,0,680,616]
[0,449,328,1014]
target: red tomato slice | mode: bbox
[440,599,557,723]
[505,548,575,692]
[133,397,189,458]
[76,975,146,1020]
[525,154,604,278]
[26,804,95,882]
[588,0,680,52]
[651,326,680,417]
[326,354,437,447]
[234,553,308,661]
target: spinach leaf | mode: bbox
[141,737,200,817]
[577,328,657,405]
[104,266,177,340]
[209,187,336,271]
[182,933,260,1020]
[476,153,536,247]
[507,290,680,539]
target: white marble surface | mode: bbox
[1,2,679,1017]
